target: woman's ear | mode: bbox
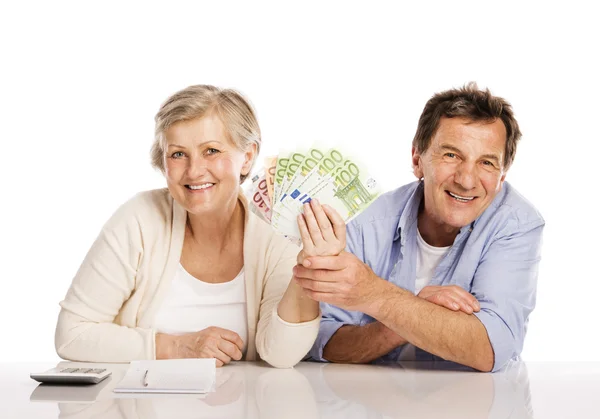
[411,146,424,179]
[241,142,258,176]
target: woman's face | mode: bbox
[163,114,255,216]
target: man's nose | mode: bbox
[454,162,476,190]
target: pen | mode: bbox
[142,369,149,387]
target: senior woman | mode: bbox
[54,85,346,368]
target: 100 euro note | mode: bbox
[271,145,330,233]
[273,148,293,205]
[271,148,303,233]
[273,148,381,238]
[276,147,347,218]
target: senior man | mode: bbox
[295,83,544,372]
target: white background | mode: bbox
[1,1,598,363]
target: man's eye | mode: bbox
[445,153,456,158]
[171,151,185,159]
[206,148,221,155]
[482,160,493,166]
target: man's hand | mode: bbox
[294,251,385,313]
[296,199,346,266]
[418,285,480,314]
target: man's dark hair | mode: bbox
[413,82,522,169]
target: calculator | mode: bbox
[30,367,112,384]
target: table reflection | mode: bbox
[305,360,533,419]
[29,360,532,419]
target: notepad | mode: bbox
[113,359,216,394]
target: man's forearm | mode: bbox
[368,281,494,372]
[323,321,407,363]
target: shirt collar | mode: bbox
[394,180,497,242]
[394,181,424,243]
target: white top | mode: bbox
[56,188,320,368]
[415,229,451,295]
[153,264,249,353]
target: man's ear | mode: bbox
[412,146,424,179]
[241,142,258,176]
[498,171,507,188]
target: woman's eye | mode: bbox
[206,148,221,155]
[171,151,185,159]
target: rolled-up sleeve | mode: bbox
[307,304,363,361]
[472,218,544,372]
[308,221,366,362]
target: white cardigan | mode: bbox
[55,188,320,368]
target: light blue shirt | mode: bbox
[308,180,544,372]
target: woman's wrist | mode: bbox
[278,278,319,323]
[155,332,176,359]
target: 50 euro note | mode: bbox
[264,156,277,205]
[248,171,272,222]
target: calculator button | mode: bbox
[90,369,106,374]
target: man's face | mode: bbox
[412,117,507,234]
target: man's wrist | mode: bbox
[363,279,411,320]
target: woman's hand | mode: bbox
[296,199,346,266]
[156,327,244,367]
[417,285,480,314]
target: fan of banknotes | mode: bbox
[245,145,382,245]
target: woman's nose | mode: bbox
[186,155,208,179]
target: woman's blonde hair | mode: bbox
[151,84,261,183]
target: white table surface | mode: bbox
[3,360,600,418]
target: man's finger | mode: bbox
[303,254,348,271]
[449,290,478,313]
[303,289,336,304]
[295,277,338,293]
[294,265,339,282]
[448,286,480,311]
[442,295,461,311]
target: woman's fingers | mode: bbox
[218,339,243,361]
[303,201,325,246]
[297,214,315,254]
[310,199,337,242]
[212,349,232,367]
[322,203,346,244]
[216,328,244,350]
